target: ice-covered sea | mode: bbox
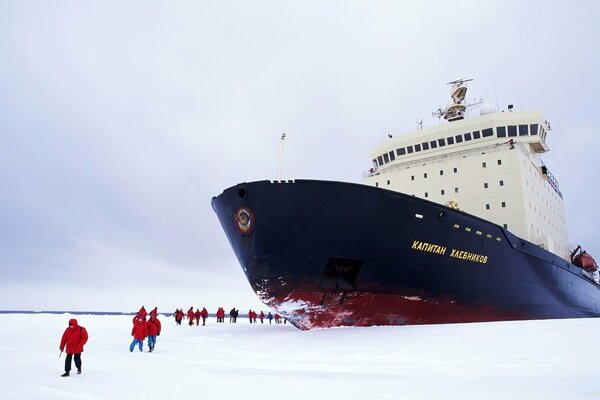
[1,313,599,399]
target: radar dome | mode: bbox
[480,103,496,115]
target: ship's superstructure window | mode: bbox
[499,180,504,186]
[497,126,506,137]
[508,125,517,137]
[486,204,490,210]
[383,153,389,163]
[473,130,481,139]
[389,151,395,161]
[447,137,455,145]
[424,173,428,178]
[397,147,406,156]
[497,159,502,165]
[503,224,508,229]
[407,146,414,154]
[372,159,377,168]
[455,135,463,143]
[530,124,538,135]
[482,162,487,168]
[464,132,472,141]
[422,142,430,150]
[430,140,438,148]
[519,125,528,136]
[415,144,422,152]
[440,170,444,176]
[502,201,506,207]
[411,175,414,181]
[484,182,488,188]
[454,187,459,193]
[387,180,390,185]
[425,192,428,198]
[375,182,379,187]
[482,128,494,137]
[438,138,446,146]
[453,167,458,173]
[377,156,383,165]
[441,189,445,195]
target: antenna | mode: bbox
[416,118,423,130]
[277,133,286,180]
[514,81,523,110]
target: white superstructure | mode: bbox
[363,81,569,260]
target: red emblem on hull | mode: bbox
[234,207,255,234]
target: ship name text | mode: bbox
[411,240,488,264]
[411,241,447,255]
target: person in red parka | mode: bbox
[201,307,208,326]
[259,311,265,324]
[187,307,195,326]
[59,318,89,377]
[146,314,161,352]
[130,317,147,352]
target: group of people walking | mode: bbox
[247,310,285,324]
[130,306,162,353]
[58,304,285,377]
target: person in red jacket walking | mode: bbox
[59,318,88,377]
[146,314,161,352]
[201,307,209,326]
[130,317,147,352]
[187,307,195,326]
[259,311,265,324]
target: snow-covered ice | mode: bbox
[1,313,599,399]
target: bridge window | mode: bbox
[453,167,458,173]
[397,147,406,156]
[497,126,506,137]
[519,125,528,136]
[473,130,481,139]
[484,182,488,188]
[430,140,438,148]
[441,189,445,195]
[464,132,472,141]
[502,201,506,207]
[424,173,428,178]
[447,137,455,145]
[438,138,446,146]
[482,162,487,168]
[407,146,414,154]
[389,151,395,161]
[508,125,517,137]
[530,124,538,135]
[377,156,383,165]
[383,153,389,163]
[415,144,422,152]
[482,128,494,137]
[455,135,463,143]
[422,142,429,150]
[486,204,490,210]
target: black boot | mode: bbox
[77,368,81,374]
[61,372,69,377]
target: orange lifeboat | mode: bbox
[571,245,598,273]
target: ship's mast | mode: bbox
[432,78,473,122]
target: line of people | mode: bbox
[247,310,285,324]
[58,304,285,377]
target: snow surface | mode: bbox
[1,314,600,399]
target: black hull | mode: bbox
[212,180,600,330]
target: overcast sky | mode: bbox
[1,1,599,312]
